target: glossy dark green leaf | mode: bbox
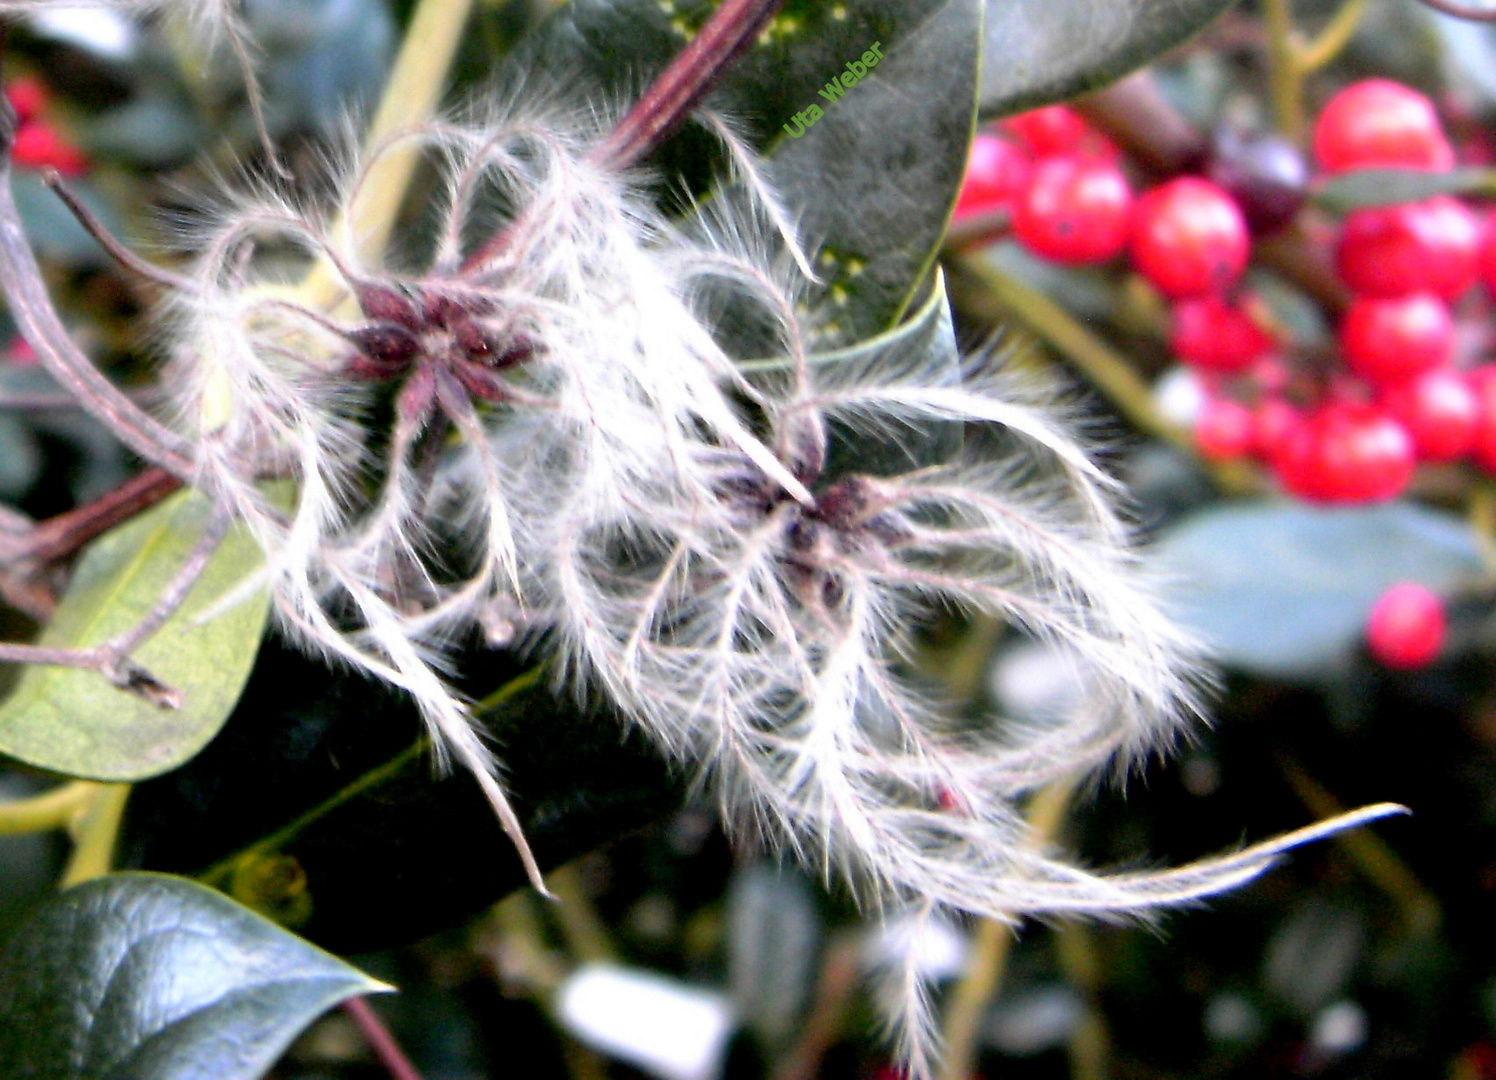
[125,640,682,953]
[0,490,271,780]
[1312,166,1496,213]
[980,0,1236,117]
[1155,500,1484,680]
[0,872,385,1080]
[504,0,981,347]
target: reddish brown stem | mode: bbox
[342,997,425,1080]
[464,0,784,272]
[593,0,785,172]
[22,467,183,567]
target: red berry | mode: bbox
[1272,401,1416,503]
[1339,293,1455,387]
[1130,178,1250,298]
[1250,397,1302,460]
[1194,396,1255,461]
[953,133,1031,220]
[1012,155,1133,264]
[1466,365,1496,472]
[1170,295,1274,374]
[1380,368,1478,461]
[5,77,48,126]
[1002,105,1092,158]
[1336,197,1480,300]
[1366,582,1445,670]
[1312,79,1455,174]
[1478,212,1496,298]
[11,123,88,177]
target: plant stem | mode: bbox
[305,0,478,310]
[951,255,1187,450]
[546,861,618,964]
[937,781,1074,1080]
[0,779,94,835]
[343,996,427,1080]
[593,0,786,172]
[1077,72,1207,177]
[1263,0,1306,141]
[18,467,182,568]
[1296,0,1372,73]
[61,782,131,886]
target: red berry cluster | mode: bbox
[5,76,88,178]
[955,83,1496,505]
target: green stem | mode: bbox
[61,783,131,886]
[1296,0,1372,73]
[303,0,478,309]
[937,781,1073,1080]
[0,780,94,836]
[1263,0,1306,141]
[953,256,1187,450]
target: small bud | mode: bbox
[349,322,421,375]
[356,284,420,329]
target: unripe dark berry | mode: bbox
[1339,293,1455,388]
[1012,155,1133,265]
[1130,178,1250,298]
[1336,197,1479,300]
[1206,127,1308,234]
[1380,368,1478,461]
[1312,79,1454,174]
[1170,295,1273,374]
[1366,582,1445,670]
[1194,396,1255,461]
[953,133,1031,220]
[1272,401,1416,503]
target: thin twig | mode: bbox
[464,0,785,272]
[593,0,786,172]
[15,467,183,568]
[42,171,201,294]
[938,781,1075,1080]
[342,996,427,1080]
[1295,0,1374,72]
[0,112,194,477]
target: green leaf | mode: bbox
[980,0,1236,117]
[0,872,385,1080]
[504,0,982,347]
[1312,167,1496,213]
[1154,500,1484,680]
[126,643,683,953]
[0,490,271,780]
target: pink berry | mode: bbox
[1194,396,1255,461]
[1380,369,1478,461]
[11,123,88,177]
[1339,293,1455,388]
[1003,105,1093,158]
[1313,79,1454,174]
[1336,197,1480,300]
[1250,397,1302,460]
[1272,401,1416,503]
[1012,155,1133,264]
[1366,582,1445,670]
[1170,296,1274,374]
[5,77,48,126]
[953,133,1031,220]
[1130,178,1251,298]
